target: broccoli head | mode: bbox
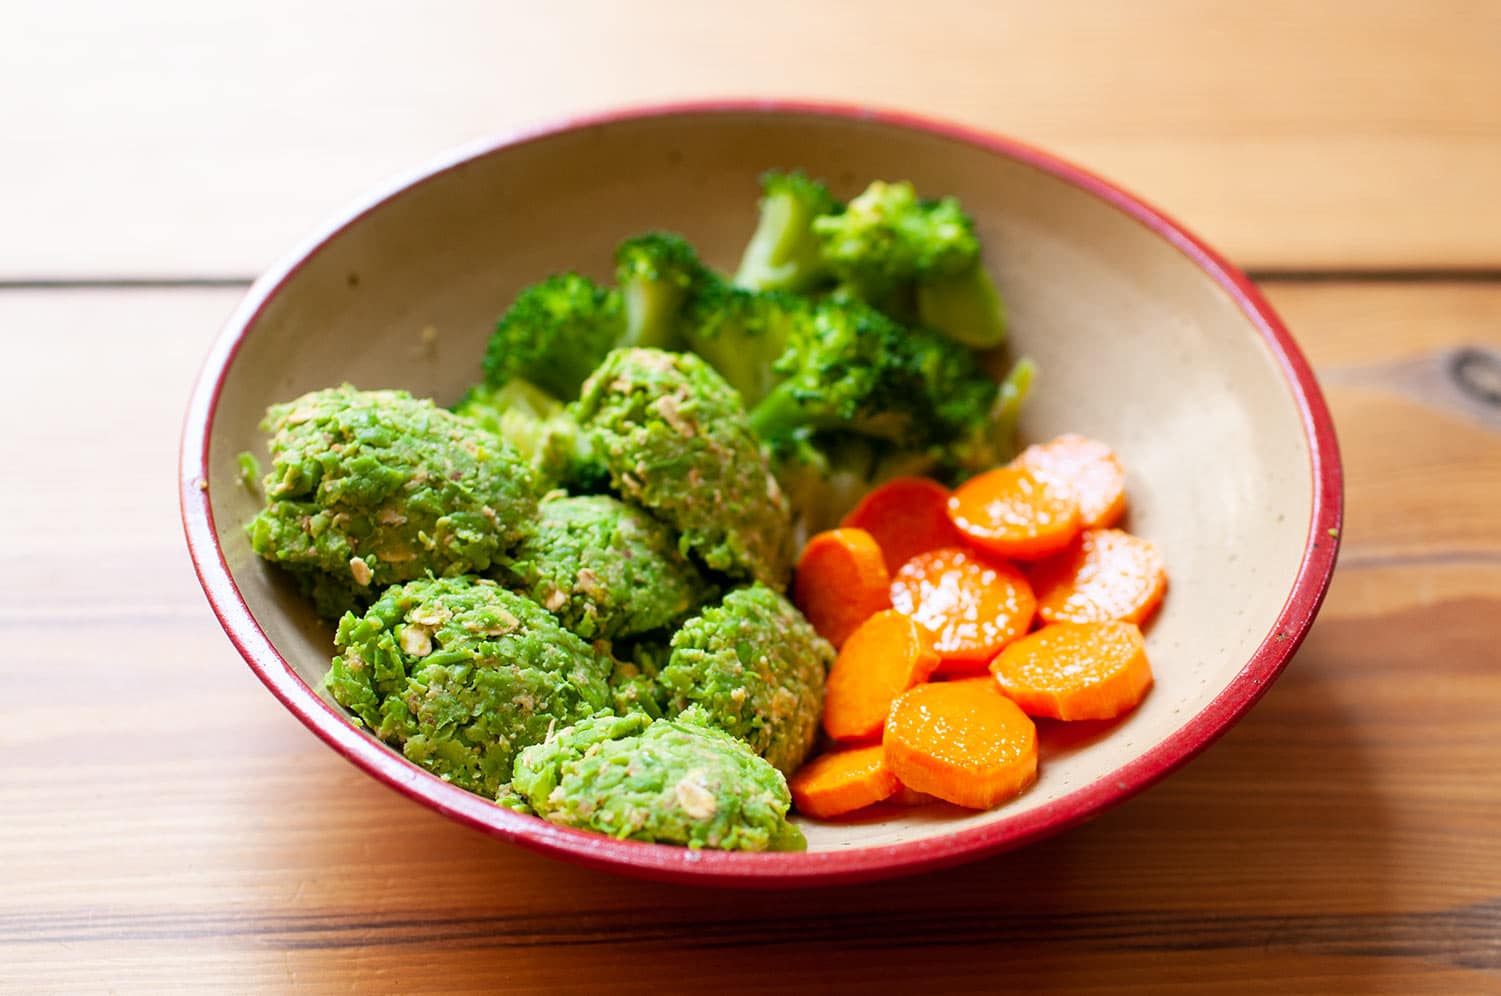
[744,296,999,450]
[936,356,1036,477]
[811,180,978,300]
[614,232,707,350]
[733,170,838,293]
[482,273,624,399]
[679,275,809,407]
[810,179,1007,348]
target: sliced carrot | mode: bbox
[883,678,1038,810]
[1031,528,1167,626]
[793,528,892,647]
[991,621,1154,721]
[947,466,1081,560]
[841,477,965,574]
[889,547,1036,670]
[789,743,901,818]
[1013,434,1127,529]
[822,609,941,742]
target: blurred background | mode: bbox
[5,0,1497,280]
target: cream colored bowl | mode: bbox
[181,101,1341,886]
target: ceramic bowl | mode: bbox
[180,100,1341,887]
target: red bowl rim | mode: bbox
[179,97,1343,888]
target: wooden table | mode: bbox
[5,3,1499,991]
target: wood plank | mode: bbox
[2,282,1499,991]
[4,0,1500,278]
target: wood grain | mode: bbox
[4,0,1500,279]
[2,282,1499,992]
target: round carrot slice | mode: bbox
[947,466,1081,560]
[823,609,941,742]
[1013,434,1128,529]
[789,744,901,819]
[793,528,891,648]
[990,621,1154,721]
[883,678,1038,810]
[1031,528,1167,626]
[889,547,1036,668]
[841,477,964,574]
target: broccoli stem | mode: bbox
[621,280,690,350]
[916,262,1007,349]
[734,190,829,292]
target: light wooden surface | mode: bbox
[4,3,1501,992]
[4,0,1500,277]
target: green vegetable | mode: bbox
[452,379,606,492]
[510,708,805,851]
[246,386,537,618]
[326,576,613,796]
[680,276,809,407]
[659,583,832,775]
[506,494,710,640]
[614,232,707,350]
[573,347,794,589]
[915,260,1008,350]
[809,179,1007,348]
[733,170,838,293]
[812,179,977,301]
[742,295,999,450]
[939,356,1037,478]
[482,273,625,399]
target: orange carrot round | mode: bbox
[789,743,901,818]
[840,477,965,574]
[793,528,892,647]
[888,547,1036,668]
[883,678,1038,810]
[990,621,1154,721]
[947,466,1081,560]
[822,609,941,742]
[1013,434,1127,529]
[1031,528,1167,626]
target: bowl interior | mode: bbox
[204,109,1313,854]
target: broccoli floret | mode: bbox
[733,170,838,293]
[811,180,977,300]
[614,232,707,350]
[810,180,1007,347]
[744,296,999,450]
[916,261,1008,349]
[679,276,808,407]
[453,379,606,492]
[482,273,624,399]
[937,356,1036,477]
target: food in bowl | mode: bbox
[238,170,1166,851]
